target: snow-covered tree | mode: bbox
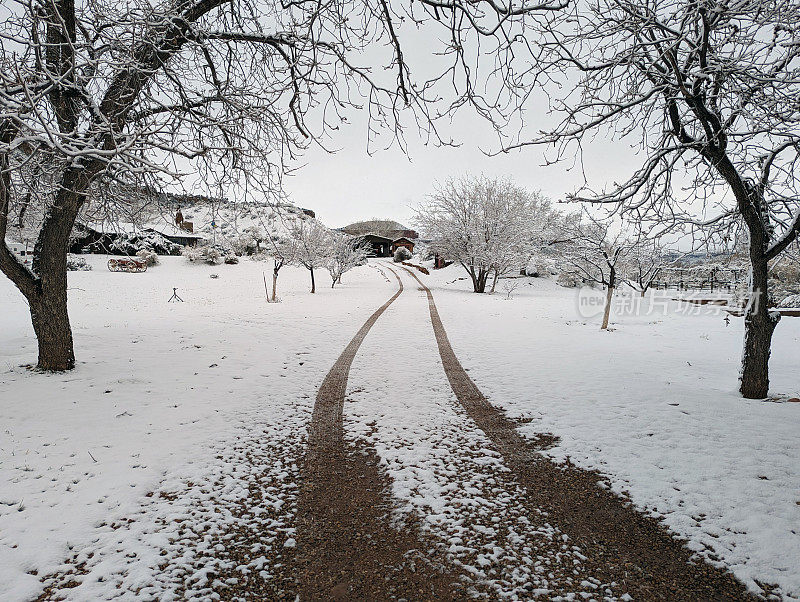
[554,212,634,330]
[238,226,266,256]
[327,234,370,287]
[504,0,800,396]
[416,176,552,293]
[290,220,331,294]
[263,234,294,302]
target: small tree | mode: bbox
[328,234,370,287]
[555,212,634,330]
[626,238,668,297]
[265,235,294,302]
[416,176,550,293]
[290,220,331,293]
[239,226,266,256]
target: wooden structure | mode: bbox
[391,237,415,254]
[359,234,393,257]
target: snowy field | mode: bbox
[0,255,393,600]
[1,256,799,599]
[427,265,800,598]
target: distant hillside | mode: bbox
[157,200,316,248]
[341,219,417,240]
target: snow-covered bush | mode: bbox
[136,249,159,266]
[107,232,182,256]
[182,246,202,262]
[556,271,581,288]
[393,246,412,263]
[779,293,800,308]
[501,278,521,299]
[234,226,265,255]
[204,247,224,265]
[66,256,92,271]
[183,244,225,265]
[224,254,239,265]
[525,255,557,277]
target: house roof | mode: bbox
[358,233,393,242]
[77,220,205,240]
[340,219,409,236]
[392,237,415,244]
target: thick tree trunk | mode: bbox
[26,165,99,370]
[310,267,316,293]
[29,281,75,370]
[707,154,785,399]
[469,268,489,293]
[739,255,779,399]
[601,284,614,330]
[461,263,489,293]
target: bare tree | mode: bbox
[1,0,562,371]
[505,0,800,398]
[554,212,634,330]
[327,233,370,287]
[416,176,550,293]
[626,238,668,297]
[290,219,330,293]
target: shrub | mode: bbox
[556,271,581,288]
[104,232,182,256]
[204,247,224,265]
[136,249,159,266]
[779,293,800,308]
[183,244,226,265]
[66,256,92,271]
[182,246,203,262]
[224,254,239,265]
[525,256,558,278]
[393,246,413,263]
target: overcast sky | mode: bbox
[281,106,636,231]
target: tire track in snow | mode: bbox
[400,265,755,601]
[345,267,605,599]
[293,265,462,600]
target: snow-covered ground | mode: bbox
[0,255,392,600]
[1,255,798,600]
[426,264,800,599]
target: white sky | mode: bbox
[275,11,643,231]
[282,108,635,230]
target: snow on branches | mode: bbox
[416,176,554,293]
[327,233,370,288]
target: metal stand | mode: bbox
[168,287,184,302]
